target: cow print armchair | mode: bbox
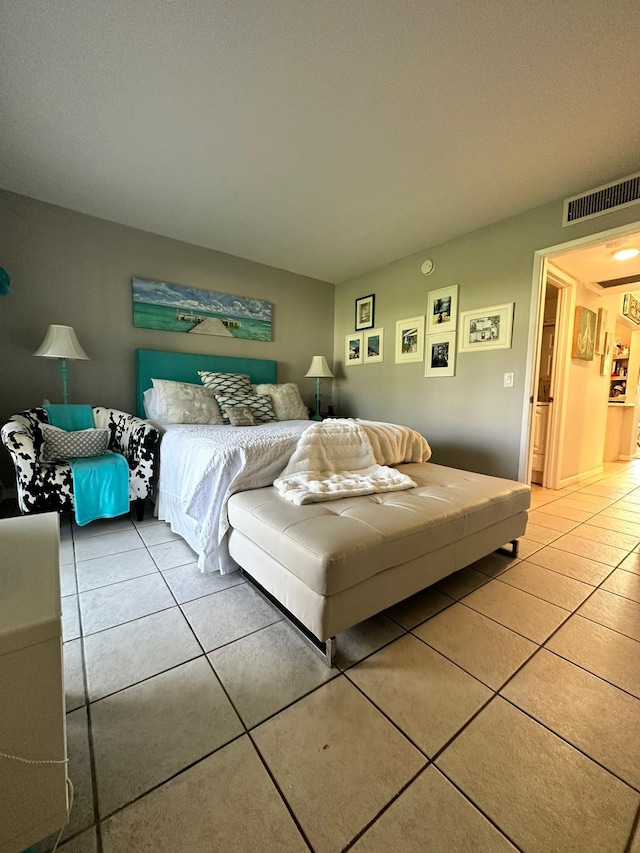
[1,407,160,521]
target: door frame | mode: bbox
[518,219,640,484]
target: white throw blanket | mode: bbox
[274,418,431,505]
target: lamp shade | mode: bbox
[34,325,90,361]
[305,355,334,378]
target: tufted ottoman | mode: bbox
[227,462,530,662]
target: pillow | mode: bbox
[214,393,277,424]
[150,379,224,424]
[223,405,256,427]
[42,424,110,462]
[252,383,309,421]
[198,371,253,397]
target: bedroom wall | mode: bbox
[333,195,640,480]
[0,189,335,485]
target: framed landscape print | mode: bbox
[426,284,458,334]
[345,332,363,365]
[458,303,514,353]
[425,332,456,377]
[571,305,596,360]
[355,294,375,330]
[395,315,425,363]
[363,327,384,363]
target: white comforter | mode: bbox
[274,418,431,504]
[156,420,310,573]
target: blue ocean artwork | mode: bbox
[132,277,272,341]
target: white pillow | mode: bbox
[42,424,110,462]
[150,379,224,424]
[252,383,309,421]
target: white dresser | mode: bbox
[0,512,70,853]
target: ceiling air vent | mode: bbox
[563,171,640,226]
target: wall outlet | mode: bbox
[504,372,514,388]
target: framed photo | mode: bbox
[595,307,608,354]
[363,327,384,363]
[355,294,375,330]
[571,305,596,360]
[623,293,640,325]
[459,303,514,353]
[345,332,363,365]
[426,284,458,334]
[600,332,611,376]
[425,332,456,377]
[395,315,425,363]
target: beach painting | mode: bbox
[132,277,272,341]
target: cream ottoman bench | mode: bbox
[227,461,531,663]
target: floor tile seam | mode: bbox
[575,611,640,646]
[517,554,609,588]
[344,650,497,764]
[339,763,433,853]
[82,701,103,853]
[457,599,563,647]
[84,650,205,706]
[246,731,316,853]
[542,645,640,703]
[409,627,538,694]
[542,539,633,569]
[150,556,199,572]
[495,692,640,794]
[428,763,526,853]
[164,577,247,608]
[624,804,640,853]
[74,567,161,596]
[336,625,410,673]
[493,568,594,611]
[489,575,574,616]
[79,600,181,640]
[73,542,147,563]
[71,526,139,545]
[599,583,640,607]
[95,729,248,826]
[383,590,457,632]
[189,612,284,658]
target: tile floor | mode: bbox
[24,460,640,852]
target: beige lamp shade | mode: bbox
[34,325,90,361]
[305,355,334,378]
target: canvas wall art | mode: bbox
[132,277,272,341]
[571,305,596,360]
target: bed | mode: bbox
[136,348,311,572]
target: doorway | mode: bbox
[521,221,640,487]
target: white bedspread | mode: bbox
[274,418,431,505]
[156,420,310,573]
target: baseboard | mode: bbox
[556,465,604,489]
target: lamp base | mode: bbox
[311,413,323,421]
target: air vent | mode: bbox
[563,172,640,226]
[597,274,640,289]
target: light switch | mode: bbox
[504,372,514,388]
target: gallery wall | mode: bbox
[332,194,640,480]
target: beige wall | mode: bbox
[333,197,640,480]
[0,190,334,482]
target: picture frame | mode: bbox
[571,305,596,361]
[355,294,375,331]
[363,327,384,363]
[425,332,456,377]
[426,284,458,334]
[458,303,514,353]
[600,331,611,376]
[595,307,608,354]
[345,332,363,365]
[622,292,640,325]
[395,315,425,363]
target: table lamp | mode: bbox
[305,355,334,421]
[34,325,90,404]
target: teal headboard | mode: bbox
[136,349,277,417]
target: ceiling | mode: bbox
[551,231,640,290]
[1,1,640,284]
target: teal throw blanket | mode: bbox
[45,404,94,431]
[69,452,130,526]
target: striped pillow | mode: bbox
[214,393,277,424]
[198,371,252,396]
